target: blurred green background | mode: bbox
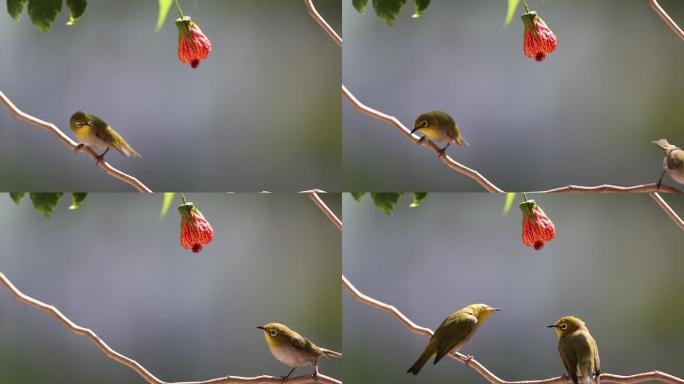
[343,193,684,383]
[0,193,341,383]
[343,0,684,191]
[0,0,341,191]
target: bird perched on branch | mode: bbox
[258,322,341,380]
[70,111,141,162]
[548,316,601,384]
[652,139,684,188]
[411,110,469,157]
[407,303,500,375]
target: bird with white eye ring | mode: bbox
[410,111,469,157]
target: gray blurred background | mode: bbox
[343,193,684,383]
[0,0,341,191]
[0,193,341,383]
[343,0,684,191]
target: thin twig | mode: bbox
[342,276,684,384]
[537,183,679,193]
[0,273,340,384]
[304,0,341,47]
[650,192,684,231]
[307,191,342,230]
[650,0,684,42]
[0,91,152,192]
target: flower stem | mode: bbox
[521,0,530,13]
[180,192,187,204]
[174,0,185,18]
[522,192,529,201]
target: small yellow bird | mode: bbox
[407,303,500,375]
[70,111,141,162]
[548,316,601,384]
[258,322,341,380]
[652,139,684,188]
[411,110,469,157]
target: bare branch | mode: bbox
[650,0,684,42]
[650,192,684,231]
[342,276,684,384]
[307,191,342,230]
[536,183,679,193]
[0,90,152,192]
[0,271,340,384]
[304,0,341,47]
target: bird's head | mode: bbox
[548,316,586,337]
[69,111,89,131]
[652,138,678,153]
[465,303,501,322]
[257,322,291,348]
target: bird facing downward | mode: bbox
[258,322,341,380]
[652,139,684,188]
[407,304,500,375]
[70,111,141,162]
[548,316,600,384]
[411,111,469,157]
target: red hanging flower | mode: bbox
[521,11,557,62]
[178,202,214,253]
[175,16,212,69]
[520,198,556,250]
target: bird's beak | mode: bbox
[256,326,265,330]
[547,325,557,328]
[493,308,501,311]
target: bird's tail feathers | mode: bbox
[456,136,470,147]
[320,348,342,359]
[406,350,432,375]
[120,146,142,158]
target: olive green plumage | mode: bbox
[407,304,500,375]
[653,139,684,187]
[258,322,341,380]
[548,316,601,384]
[411,110,469,156]
[69,111,141,160]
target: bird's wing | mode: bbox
[290,333,323,356]
[558,337,579,384]
[433,313,477,364]
[667,150,684,170]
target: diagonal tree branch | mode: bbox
[650,192,684,231]
[304,0,341,47]
[0,90,152,193]
[0,271,340,384]
[342,276,684,384]
[307,191,342,230]
[650,0,684,42]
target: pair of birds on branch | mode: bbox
[411,110,684,188]
[407,304,600,384]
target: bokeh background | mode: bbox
[0,193,341,383]
[0,0,341,191]
[343,193,684,383]
[343,0,684,191]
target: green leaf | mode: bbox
[7,0,27,20]
[160,192,175,219]
[155,0,172,32]
[350,192,366,202]
[372,0,406,25]
[9,192,26,204]
[411,0,430,18]
[29,193,63,217]
[410,192,428,208]
[28,0,62,32]
[502,192,517,216]
[65,0,86,25]
[504,0,519,27]
[69,192,87,210]
[371,192,402,214]
[352,0,368,13]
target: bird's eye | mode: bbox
[560,323,568,330]
[75,122,82,128]
[269,330,278,337]
[421,120,429,128]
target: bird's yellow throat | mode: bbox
[72,124,93,140]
